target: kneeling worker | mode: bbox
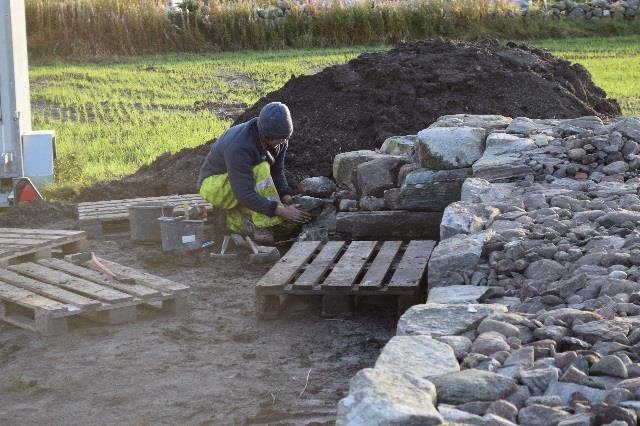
[197,102,311,245]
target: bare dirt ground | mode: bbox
[0,217,396,425]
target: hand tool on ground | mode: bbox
[183,201,190,220]
[78,252,136,284]
[209,235,238,259]
[244,236,280,264]
[230,233,246,248]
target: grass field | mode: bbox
[30,36,640,193]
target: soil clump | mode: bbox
[0,200,76,229]
[75,39,620,202]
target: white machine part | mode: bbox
[0,0,54,206]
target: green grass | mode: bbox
[531,36,640,114]
[30,37,640,194]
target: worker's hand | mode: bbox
[281,195,293,205]
[276,205,312,224]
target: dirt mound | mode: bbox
[0,200,77,228]
[76,39,619,201]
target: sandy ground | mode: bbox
[0,228,396,425]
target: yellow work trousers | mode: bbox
[199,161,284,234]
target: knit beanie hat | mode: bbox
[257,102,293,140]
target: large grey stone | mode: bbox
[431,370,518,405]
[596,210,640,228]
[518,404,570,426]
[336,368,443,426]
[520,367,560,396]
[435,335,473,359]
[380,135,416,156]
[375,335,459,379]
[333,150,394,191]
[439,405,488,425]
[472,133,535,181]
[471,331,512,355]
[544,381,606,405]
[429,114,512,130]
[460,178,522,206]
[427,285,491,304]
[397,303,508,337]
[613,116,640,141]
[525,259,566,283]
[297,176,336,198]
[416,126,487,169]
[428,232,489,289]
[400,168,472,211]
[336,211,441,239]
[356,156,408,197]
[440,201,500,240]
[506,117,557,136]
[572,320,631,344]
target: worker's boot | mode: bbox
[253,227,275,246]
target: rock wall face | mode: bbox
[337,114,640,425]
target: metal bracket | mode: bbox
[0,151,13,166]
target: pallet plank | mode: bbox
[0,281,69,314]
[0,229,87,263]
[359,241,402,289]
[9,263,134,303]
[321,241,377,292]
[256,241,322,292]
[293,241,345,290]
[0,269,100,309]
[89,258,189,294]
[387,240,436,290]
[0,228,84,237]
[0,237,50,246]
[37,258,161,300]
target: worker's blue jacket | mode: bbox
[197,117,292,216]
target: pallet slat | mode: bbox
[38,258,161,300]
[321,241,377,292]
[9,263,134,303]
[293,241,345,290]
[0,269,100,310]
[88,258,189,294]
[388,240,436,290]
[256,241,322,292]
[0,228,84,237]
[0,228,86,265]
[359,241,403,289]
[0,281,69,314]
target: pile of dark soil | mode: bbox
[75,39,620,202]
[0,201,77,228]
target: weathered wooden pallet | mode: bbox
[255,240,436,319]
[77,194,213,236]
[0,228,87,268]
[0,256,189,335]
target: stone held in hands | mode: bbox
[297,176,336,198]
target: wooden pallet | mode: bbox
[0,256,189,335]
[0,228,87,268]
[255,240,436,319]
[77,194,213,236]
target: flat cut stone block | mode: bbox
[336,211,441,239]
[400,168,472,212]
[397,303,508,337]
[416,126,487,169]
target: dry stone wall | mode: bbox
[334,114,640,425]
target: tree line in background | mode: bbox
[25,0,640,58]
